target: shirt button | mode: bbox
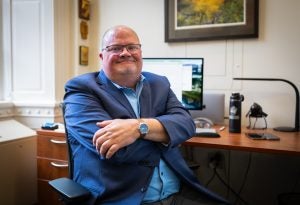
[141,187,147,192]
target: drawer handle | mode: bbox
[50,139,67,144]
[50,162,69,168]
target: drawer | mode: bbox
[38,134,68,160]
[38,179,65,205]
[38,157,69,180]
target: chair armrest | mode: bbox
[49,177,91,202]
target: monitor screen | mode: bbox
[142,58,204,110]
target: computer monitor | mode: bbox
[142,58,204,110]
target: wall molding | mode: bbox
[0,101,62,128]
[0,102,14,118]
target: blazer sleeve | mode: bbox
[155,87,195,148]
[141,73,196,149]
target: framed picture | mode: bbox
[79,0,90,20]
[80,21,88,39]
[79,46,89,65]
[165,0,259,42]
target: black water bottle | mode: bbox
[229,92,244,133]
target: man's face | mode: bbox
[99,28,143,87]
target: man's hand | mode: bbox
[93,119,140,159]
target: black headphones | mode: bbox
[246,102,268,118]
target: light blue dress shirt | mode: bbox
[112,75,180,203]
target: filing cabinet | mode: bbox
[37,129,68,205]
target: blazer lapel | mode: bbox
[140,79,152,118]
[97,71,136,118]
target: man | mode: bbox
[64,25,230,205]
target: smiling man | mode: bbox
[63,25,230,205]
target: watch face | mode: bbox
[139,123,149,134]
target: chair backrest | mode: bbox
[48,103,91,205]
[60,102,74,179]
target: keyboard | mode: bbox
[195,128,220,138]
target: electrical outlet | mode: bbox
[207,152,225,170]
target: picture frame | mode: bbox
[165,0,259,42]
[79,46,89,65]
[80,21,88,39]
[79,0,90,20]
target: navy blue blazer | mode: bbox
[64,70,229,205]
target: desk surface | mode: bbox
[185,126,300,155]
[37,127,300,156]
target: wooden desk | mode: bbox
[184,127,300,155]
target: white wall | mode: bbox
[98,0,300,129]
[2,0,299,129]
[0,0,100,128]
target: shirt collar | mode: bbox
[112,74,145,91]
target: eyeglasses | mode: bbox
[102,44,141,54]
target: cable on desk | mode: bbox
[205,169,216,187]
[214,168,249,205]
[205,150,232,199]
[205,150,231,190]
[205,160,248,205]
[234,152,252,205]
[227,150,231,198]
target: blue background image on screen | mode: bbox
[181,63,203,110]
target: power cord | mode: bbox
[214,167,249,205]
[233,152,252,205]
[205,169,216,187]
[205,152,251,205]
[227,150,231,198]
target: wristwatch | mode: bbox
[138,121,149,138]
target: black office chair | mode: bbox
[48,103,91,205]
